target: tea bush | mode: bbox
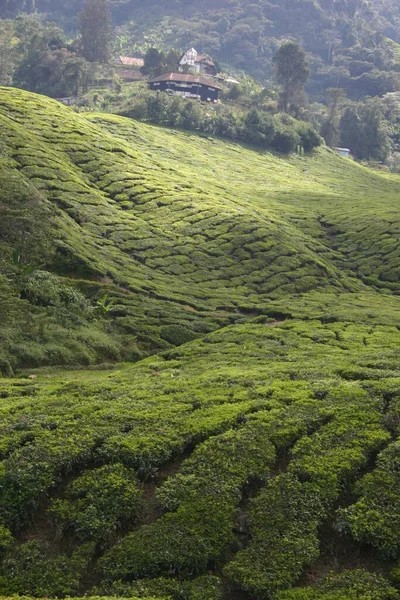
[0,542,94,596]
[336,441,400,558]
[49,463,143,543]
[100,421,276,579]
[277,570,399,600]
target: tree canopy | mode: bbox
[79,0,112,63]
[273,42,311,115]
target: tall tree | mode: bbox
[13,22,65,93]
[340,98,390,161]
[321,87,346,148]
[141,48,166,77]
[273,42,310,115]
[12,18,91,98]
[79,0,112,63]
[0,20,16,85]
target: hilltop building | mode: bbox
[178,48,217,76]
[115,56,144,68]
[114,56,144,82]
[335,147,350,157]
[148,72,221,102]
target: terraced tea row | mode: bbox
[2,87,400,372]
[1,319,400,598]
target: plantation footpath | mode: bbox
[1,87,400,599]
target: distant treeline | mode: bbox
[122,92,322,154]
[3,0,400,101]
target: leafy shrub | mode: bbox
[21,270,91,322]
[0,430,100,530]
[100,421,275,580]
[187,575,223,600]
[96,575,223,600]
[0,541,94,596]
[336,441,400,558]
[160,324,199,346]
[49,463,143,543]
[224,474,323,598]
[0,525,13,556]
[277,569,398,599]
[271,128,301,153]
[296,122,323,152]
[0,354,13,377]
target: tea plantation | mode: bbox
[1,87,400,599]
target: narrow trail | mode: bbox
[318,217,337,250]
[138,447,194,527]
[219,450,294,600]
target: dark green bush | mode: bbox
[49,463,143,543]
[296,122,323,152]
[100,421,275,580]
[277,569,398,599]
[160,324,199,346]
[22,270,91,321]
[0,541,94,596]
[336,441,400,558]
[224,474,323,598]
[271,128,301,153]
[96,575,223,600]
[0,524,13,556]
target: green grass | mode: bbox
[1,87,400,599]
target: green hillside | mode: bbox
[1,86,400,375]
[1,87,400,599]
[1,319,400,598]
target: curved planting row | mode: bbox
[225,385,390,597]
[1,320,400,598]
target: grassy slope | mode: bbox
[1,87,400,598]
[1,89,400,319]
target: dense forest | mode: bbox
[2,0,400,98]
[1,0,400,165]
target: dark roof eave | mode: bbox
[148,72,222,90]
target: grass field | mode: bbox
[1,87,400,599]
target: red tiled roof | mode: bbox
[149,72,222,89]
[118,56,144,67]
[195,55,215,66]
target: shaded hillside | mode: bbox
[1,87,400,373]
